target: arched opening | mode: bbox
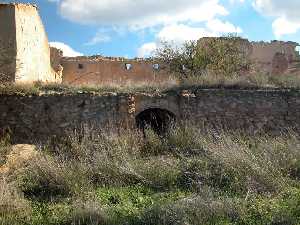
[136,108,176,136]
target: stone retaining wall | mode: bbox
[1,89,300,143]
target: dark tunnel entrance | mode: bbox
[135,108,176,136]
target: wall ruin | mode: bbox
[60,39,300,86]
[250,41,300,75]
[60,56,174,86]
[1,2,300,86]
[0,3,60,83]
[197,37,300,75]
[50,47,64,80]
[1,89,300,143]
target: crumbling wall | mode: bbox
[50,47,63,81]
[14,4,58,83]
[61,56,175,86]
[1,89,300,143]
[0,4,16,82]
[0,3,60,84]
[197,37,300,75]
[250,41,300,75]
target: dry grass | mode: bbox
[180,72,300,89]
[1,73,300,96]
[0,77,178,96]
[0,178,31,224]
[0,125,299,224]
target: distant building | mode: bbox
[198,37,300,75]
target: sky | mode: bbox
[3,0,300,58]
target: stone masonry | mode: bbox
[1,89,300,143]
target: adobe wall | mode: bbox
[1,89,300,143]
[0,3,60,84]
[61,56,174,86]
[0,4,16,82]
[60,38,300,86]
[14,4,60,83]
[50,47,63,80]
[197,37,300,75]
[250,41,300,74]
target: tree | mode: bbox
[155,35,251,79]
[155,41,203,79]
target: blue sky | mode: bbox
[4,0,300,58]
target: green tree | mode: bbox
[155,35,251,79]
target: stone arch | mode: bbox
[135,108,176,135]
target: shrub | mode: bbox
[139,195,239,225]
[0,178,31,225]
[177,157,239,193]
[155,35,251,80]
[198,132,292,194]
[70,200,107,225]
[46,128,145,187]
[29,199,107,225]
[239,187,300,225]
[134,156,180,190]
[140,129,169,156]
[30,201,72,225]
[19,153,90,200]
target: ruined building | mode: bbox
[0,3,300,86]
[0,3,61,83]
[59,56,172,86]
[197,37,300,75]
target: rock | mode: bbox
[0,144,38,175]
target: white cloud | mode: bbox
[158,20,241,43]
[229,0,245,4]
[49,0,243,58]
[85,30,111,46]
[253,0,300,37]
[157,24,214,43]
[49,42,83,57]
[50,0,228,29]
[206,19,242,34]
[137,20,242,57]
[137,42,157,58]
[272,17,300,38]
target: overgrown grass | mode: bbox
[0,125,299,225]
[0,79,178,96]
[179,72,300,90]
[1,73,300,96]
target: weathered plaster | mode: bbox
[61,56,174,86]
[0,3,60,83]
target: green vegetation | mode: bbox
[0,126,300,225]
[155,36,250,79]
